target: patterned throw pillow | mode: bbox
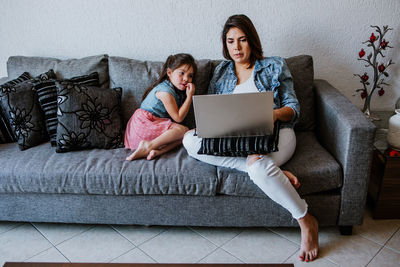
[35,72,100,146]
[55,81,123,153]
[0,108,15,143]
[0,70,56,150]
[0,72,32,143]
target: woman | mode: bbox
[182,14,318,262]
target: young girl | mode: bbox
[125,53,197,161]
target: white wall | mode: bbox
[1,0,399,110]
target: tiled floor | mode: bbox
[1,206,399,267]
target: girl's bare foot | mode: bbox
[146,140,183,160]
[126,140,152,160]
[298,213,319,262]
[147,149,160,160]
[282,170,300,189]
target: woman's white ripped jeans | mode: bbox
[182,127,307,219]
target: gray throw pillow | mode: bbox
[0,70,55,150]
[55,82,123,153]
[35,72,100,146]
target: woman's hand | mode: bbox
[273,107,295,123]
[186,83,195,97]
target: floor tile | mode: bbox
[199,248,243,263]
[110,248,156,263]
[0,224,53,265]
[284,249,338,267]
[268,227,301,245]
[354,209,400,245]
[139,227,217,263]
[385,229,400,253]
[25,247,69,263]
[221,228,299,263]
[189,226,243,246]
[367,247,400,267]
[112,225,166,246]
[56,225,134,262]
[0,222,23,235]
[319,227,382,267]
[32,222,93,245]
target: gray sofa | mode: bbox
[0,54,376,234]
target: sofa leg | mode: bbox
[339,225,353,235]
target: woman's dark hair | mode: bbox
[221,14,263,68]
[142,53,197,101]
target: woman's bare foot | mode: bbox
[297,213,319,262]
[282,170,300,189]
[126,140,152,160]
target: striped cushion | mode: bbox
[0,72,32,143]
[198,122,280,157]
[35,72,100,146]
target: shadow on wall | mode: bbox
[390,28,400,97]
[278,29,358,106]
[279,24,400,111]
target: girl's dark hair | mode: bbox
[142,53,197,101]
[221,14,263,68]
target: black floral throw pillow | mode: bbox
[0,72,32,143]
[0,70,55,150]
[35,72,100,146]
[55,81,123,153]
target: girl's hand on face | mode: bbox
[186,83,195,97]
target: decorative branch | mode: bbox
[354,25,395,113]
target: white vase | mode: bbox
[387,109,400,150]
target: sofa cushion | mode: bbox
[0,142,218,196]
[216,131,342,197]
[55,82,123,152]
[7,55,109,88]
[108,56,213,129]
[35,72,100,146]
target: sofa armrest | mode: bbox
[314,79,376,226]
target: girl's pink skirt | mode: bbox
[124,109,177,150]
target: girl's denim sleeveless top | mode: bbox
[208,57,300,129]
[140,80,186,119]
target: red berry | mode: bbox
[361,91,367,99]
[370,33,377,42]
[359,48,366,58]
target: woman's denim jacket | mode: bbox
[208,57,300,129]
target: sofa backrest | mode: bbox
[211,55,315,131]
[285,55,315,131]
[7,55,110,88]
[5,54,314,132]
[109,56,213,129]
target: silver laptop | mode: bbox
[193,92,274,138]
